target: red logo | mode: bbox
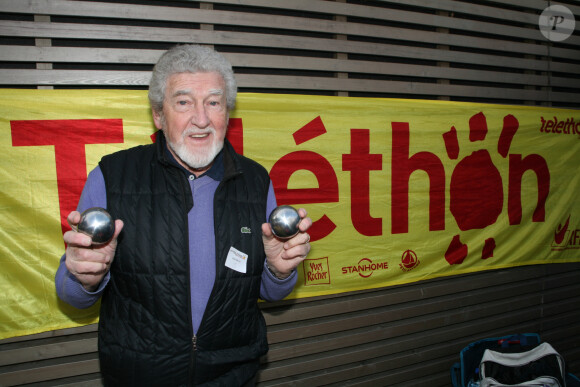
[303,257,331,286]
[540,116,580,136]
[341,258,388,278]
[399,250,420,271]
[441,112,549,265]
[552,216,579,251]
[554,215,570,245]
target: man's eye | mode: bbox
[178,100,188,105]
[209,101,219,106]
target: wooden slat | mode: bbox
[4,70,578,104]
[2,21,573,75]
[260,274,576,383]
[363,0,541,22]
[1,265,579,385]
[203,0,580,45]
[265,274,545,345]
[479,0,580,14]
[0,69,150,86]
[264,322,543,386]
[0,356,100,386]
[201,0,580,24]
[0,46,162,64]
[3,0,576,59]
[0,0,555,43]
[236,75,577,103]
[0,323,97,345]
[345,358,456,387]
[260,307,543,381]
[0,337,97,366]
[262,265,553,326]
[264,293,543,365]
[259,263,580,383]
[0,46,564,89]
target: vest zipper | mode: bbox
[180,169,196,385]
[190,334,198,385]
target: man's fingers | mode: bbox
[72,246,108,262]
[70,260,109,276]
[281,236,311,260]
[113,219,124,239]
[283,231,311,249]
[261,222,275,239]
[66,211,82,229]
[295,208,312,233]
[66,248,110,274]
[63,230,92,247]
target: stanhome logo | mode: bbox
[341,258,388,278]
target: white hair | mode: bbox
[148,44,237,113]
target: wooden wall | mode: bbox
[1,0,579,106]
[0,1,579,385]
[1,264,579,386]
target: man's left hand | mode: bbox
[261,208,312,279]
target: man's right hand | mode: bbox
[64,211,124,292]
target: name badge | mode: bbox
[225,246,248,274]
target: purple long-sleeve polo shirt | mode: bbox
[55,149,297,334]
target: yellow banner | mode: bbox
[1,89,579,339]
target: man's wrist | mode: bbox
[266,263,291,280]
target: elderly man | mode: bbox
[55,44,312,386]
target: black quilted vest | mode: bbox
[98,132,270,386]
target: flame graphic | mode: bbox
[554,215,571,245]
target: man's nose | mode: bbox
[190,104,210,128]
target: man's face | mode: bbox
[153,71,229,175]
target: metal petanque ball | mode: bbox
[76,207,115,245]
[269,205,301,239]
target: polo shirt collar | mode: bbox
[164,143,224,181]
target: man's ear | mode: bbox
[152,108,163,129]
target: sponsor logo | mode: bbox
[303,257,331,285]
[540,117,580,137]
[554,215,570,245]
[240,227,251,234]
[341,257,388,278]
[399,250,420,272]
[552,215,580,251]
